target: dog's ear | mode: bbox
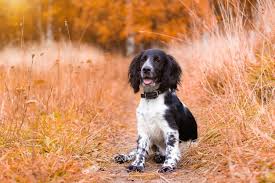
[162,54,182,91]
[128,51,143,93]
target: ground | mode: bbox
[0,53,273,182]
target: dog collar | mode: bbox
[141,90,162,99]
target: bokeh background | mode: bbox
[0,0,257,54]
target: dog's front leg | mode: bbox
[127,135,150,172]
[159,131,180,173]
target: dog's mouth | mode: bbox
[142,77,155,86]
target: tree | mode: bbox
[0,0,258,52]
[46,0,53,43]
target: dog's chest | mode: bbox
[136,94,169,141]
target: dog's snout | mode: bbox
[142,67,151,74]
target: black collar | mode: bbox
[141,90,163,99]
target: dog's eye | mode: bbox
[141,56,147,62]
[154,56,160,62]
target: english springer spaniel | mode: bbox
[114,49,198,173]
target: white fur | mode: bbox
[136,93,169,147]
[141,58,153,72]
[114,92,191,171]
[136,92,180,168]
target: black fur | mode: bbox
[152,145,165,164]
[117,49,198,173]
[129,49,197,141]
[167,133,177,146]
[128,51,143,93]
[164,92,198,141]
[128,49,182,93]
[159,54,182,92]
[154,154,166,164]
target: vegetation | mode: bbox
[0,0,274,182]
[0,0,258,53]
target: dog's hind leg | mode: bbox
[158,131,181,173]
[114,149,136,164]
[152,145,166,164]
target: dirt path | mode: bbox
[99,132,207,182]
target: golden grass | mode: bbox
[0,0,274,182]
[168,0,275,181]
[0,51,136,182]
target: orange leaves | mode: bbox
[0,0,258,52]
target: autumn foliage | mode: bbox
[0,0,258,53]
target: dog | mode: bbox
[114,49,198,173]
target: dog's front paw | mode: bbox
[127,164,144,172]
[158,166,175,173]
[114,154,128,164]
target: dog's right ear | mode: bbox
[128,51,143,93]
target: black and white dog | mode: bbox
[114,49,198,173]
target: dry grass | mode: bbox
[169,0,275,182]
[0,45,139,182]
[0,0,274,182]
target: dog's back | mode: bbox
[164,92,198,142]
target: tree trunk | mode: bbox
[126,0,135,55]
[46,0,53,44]
[37,0,44,42]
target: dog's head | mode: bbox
[128,49,182,93]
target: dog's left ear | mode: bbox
[164,54,182,90]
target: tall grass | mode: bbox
[169,0,274,181]
[0,45,134,181]
[0,0,274,182]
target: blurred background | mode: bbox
[0,0,257,55]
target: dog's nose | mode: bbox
[142,67,151,74]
